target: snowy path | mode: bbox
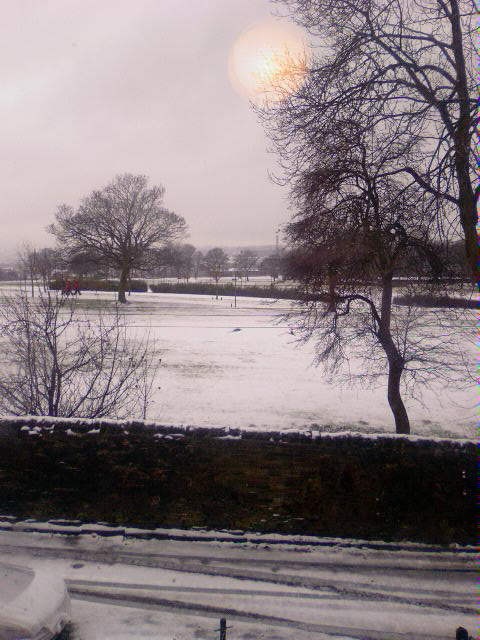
[0,531,475,639]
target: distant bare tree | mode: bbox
[0,267,20,281]
[260,252,284,283]
[49,174,186,303]
[17,244,38,298]
[268,0,477,280]
[193,250,204,279]
[171,243,196,281]
[203,248,229,283]
[233,250,258,281]
[35,248,61,291]
[66,248,106,279]
[0,291,158,419]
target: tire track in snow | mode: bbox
[69,588,458,640]
[1,543,474,614]
[66,578,469,609]
[66,578,342,600]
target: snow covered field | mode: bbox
[0,529,475,640]
[0,287,474,437]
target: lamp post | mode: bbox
[232,271,237,308]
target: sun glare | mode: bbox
[229,19,309,104]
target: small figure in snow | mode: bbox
[63,278,72,297]
[72,278,81,296]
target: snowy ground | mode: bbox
[0,529,475,640]
[0,287,474,437]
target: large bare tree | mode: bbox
[49,174,186,302]
[270,0,477,281]
[276,118,464,433]
[0,291,158,419]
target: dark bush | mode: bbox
[0,418,474,544]
[150,281,300,299]
[49,278,148,293]
[393,294,477,308]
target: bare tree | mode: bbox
[36,248,61,291]
[170,243,196,281]
[17,243,38,298]
[193,250,204,279]
[260,252,284,283]
[203,248,229,283]
[66,248,106,279]
[268,0,477,280]
[275,116,463,433]
[233,250,259,281]
[0,290,158,419]
[0,266,20,281]
[49,174,187,303]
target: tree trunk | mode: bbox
[327,266,337,312]
[387,357,410,434]
[450,0,478,284]
[379,272,410,434]
[454,152,478,285]
[118,265,129,303]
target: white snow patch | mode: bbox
[0,290,474,437]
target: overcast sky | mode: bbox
[0,0,303,258]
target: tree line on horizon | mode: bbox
[5,240,286,287]
[3,230,468,293]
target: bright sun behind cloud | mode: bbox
[229,19,309,104]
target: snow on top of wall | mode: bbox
[0,414,475,446]
[0,516,475,554]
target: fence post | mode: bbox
[219,617,226,640]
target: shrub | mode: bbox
[394,294,477,309]
[49,278,148,293]
[150,281,300,299]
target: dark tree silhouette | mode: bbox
[193,250,204,279]
[269,117,464,433]
[203,248,229,283]
[233,250,258,281]
[170,243,196,280]
[260,252,284,283]
[269,0,477,281]
[49,174,186,303]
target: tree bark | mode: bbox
[118,264,129,303]
[379,272,410,434]
[386,356,410,435]
[448,0,478,284]
[455,160,478,285]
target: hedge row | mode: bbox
[0,418,474,544]
[150,281,300,299]
[393,294,477,309]
[49,278,148,293]
[46,279,475,308]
